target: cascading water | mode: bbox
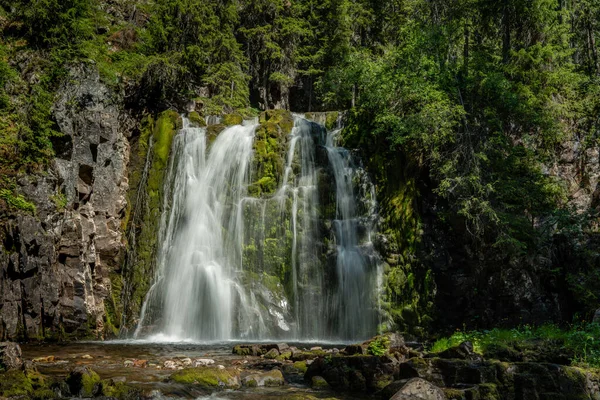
[136,114,381,342]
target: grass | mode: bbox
[429,323,600,368]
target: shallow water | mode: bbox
[21,342,373,399]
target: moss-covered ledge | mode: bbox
[117,110,182,333]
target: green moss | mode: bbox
[223,113,243,126]
[122,110,182,328]
[293,361,308,373]
[188,111,207,127]
[478,383,500,400]
[101,380,140,399]
[0,188,36,214]
[0,369,53,399]
[170,367,240,389]
[80,369,101,397]
[444,388,465,399]
[311,376,329,389]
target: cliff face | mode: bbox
[0,64,130,340]
[0,62,597,340]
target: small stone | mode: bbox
[133,359,148,368]
[33,356,55,363]
[194,358,215,366]
[310,346,323,351]
[217,365,225,370]
[123,360,134,367]
[81,354,93,359]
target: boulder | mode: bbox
[65,366,101,397]
[264,348,280,359]
[0,342,23,371]
[593,308,600,323]
[243,369,285,387]
[390,378,446,400]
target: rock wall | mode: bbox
[0,64,131,340]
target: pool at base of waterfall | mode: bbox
[21,341,373,399]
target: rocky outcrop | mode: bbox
[0,342,22,371]
[0,63,131,340]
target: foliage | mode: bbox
[430,323,600,368]
[0,188,36,213]
[367,336,390,356]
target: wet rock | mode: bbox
[163,360,178,369]
[65,366,101,397]
[194,358,215,366]
[390,378,446,400]
[123,360,134,367]
[243,369,285,387]
[170,367,241,389]
[594,308,600,323]
[0,342,23,371]
[81,354,93,359]
[343,344,367,355]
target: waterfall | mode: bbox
[135,114,380,342]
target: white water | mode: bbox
[136,115,380,342]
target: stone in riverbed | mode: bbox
[0,342,23,371]
[243,369,285,387]
[194,358,215,366]
[390,378,446,400]
[170,367,241,389]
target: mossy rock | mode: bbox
[65,366,101,397]
[207,123,226,139]
[293,361,308,373]
[188,111,207,127]
[259,110,294,134]
[311,375,329,389]
[170,367,241,389]
[223,113,243,126]
[243,369,284,387]
[101,379,141,399]
[443,388,465,399]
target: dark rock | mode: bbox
[343,344,367,355]
[0,342,23,371]
[593,308,600,323]
[65,366,102,397]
